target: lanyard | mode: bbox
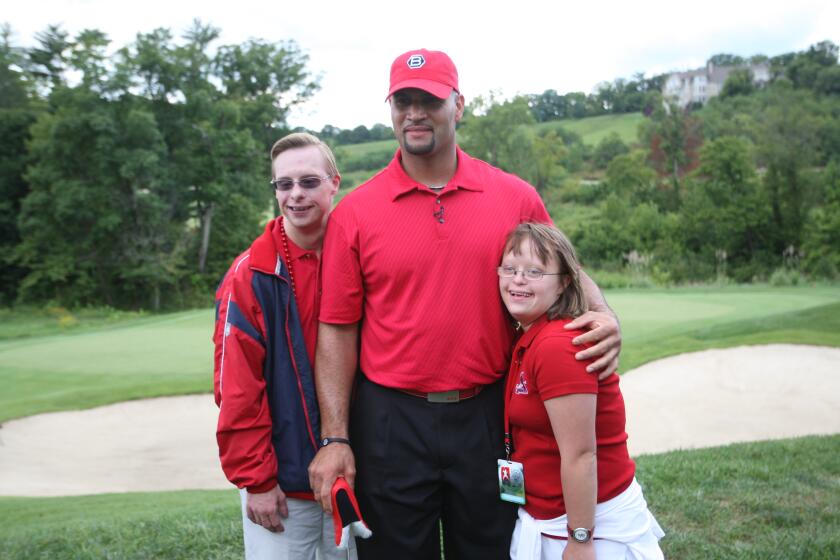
[503,345,526,461]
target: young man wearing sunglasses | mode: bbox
[213,132,355,559]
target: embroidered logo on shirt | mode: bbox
[514,370,529,395]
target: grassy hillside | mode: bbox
[535,112,644,146]
[1,434,836,559]
[2,286,838,422]
[331,112,645,190]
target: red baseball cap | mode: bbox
[387,49,459,100]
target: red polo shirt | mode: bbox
[506,316,635,520]
[272,221,320,367]
[320,147,550,392]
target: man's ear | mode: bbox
[454,93,466,123]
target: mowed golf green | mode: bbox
[0,310,214,422]
[2,285,839,423]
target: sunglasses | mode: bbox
[270,175,331,191]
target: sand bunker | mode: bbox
[1,344,838,497]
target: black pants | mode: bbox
[351,376,517,560]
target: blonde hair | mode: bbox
[502,223,588,320]
[269,132,339,179]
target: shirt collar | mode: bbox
[515,314,552,350]
[387,145,485,201]
[271,221,317,263]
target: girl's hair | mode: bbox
[502,223,588,319]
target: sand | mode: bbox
[1,344,838,497]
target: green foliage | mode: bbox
[707,53,746,66]
[604,150,657,204]
[720,68,756,98]
[802,160,840,278]
[680,137,774,282]
[593,131,629,169]
[527,72,662,122]
[334,144,394,173]
[460,94,536,169]
[5,23,317,310]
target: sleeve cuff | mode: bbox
[246,479,278,494]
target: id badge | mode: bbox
[497,459,526,504]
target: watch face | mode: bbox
[572,528,591,542]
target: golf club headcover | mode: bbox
[331,476,372,549]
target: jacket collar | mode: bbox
[249,218,285,276]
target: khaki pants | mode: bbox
[240,490,357,560]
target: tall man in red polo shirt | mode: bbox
[214,133,354,559]
[308,50,622,559]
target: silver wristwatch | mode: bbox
[568,526,593,543]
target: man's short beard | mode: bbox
[403,136,435,155]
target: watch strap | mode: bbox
[320,437,351,448]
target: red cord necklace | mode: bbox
[278,217,296,296]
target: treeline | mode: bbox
[0,22,317,309]
[460,41,840,284]
[317,123,393,145]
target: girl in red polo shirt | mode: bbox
[498,223,664,560]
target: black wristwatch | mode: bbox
[568,526,593,543]
[319,437,351,448]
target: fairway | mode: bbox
[2,285,839,422]
[535,112,644,145]
[0,310,213,422]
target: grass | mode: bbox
[0,435,836,559]
[637,435,840,559]
[337,138,397,158]
[0,309,213,422]
[535,112,645,146]
[2,286,839,422]
[0,306,148,341]
[606,285,840,371]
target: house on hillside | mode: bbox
[663,61,770,107]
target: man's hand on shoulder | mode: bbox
[564,310,622,379]
[246,485,289,533]
[308,443,356,513]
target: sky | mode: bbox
[6,0,840,131]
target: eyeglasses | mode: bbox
[270,175,331,191]
[497,266,563,281]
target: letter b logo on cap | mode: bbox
[407,54,425,69]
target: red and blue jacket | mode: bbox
[213,219,320,494]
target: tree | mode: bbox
[802,160,840,278]
[460,94,536,169]
[604,151,657,205]
[708,54,745,67]
[0,25,39,305]
[680,136,773,281]
[531,130,567,192]
[593,132,629,169]
[755,85,821,249]
[14,22,317,309]
[720,68,755,98]
[642,101,703,206]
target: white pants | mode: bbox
[240,490,357,560]
[510,479,664,560]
